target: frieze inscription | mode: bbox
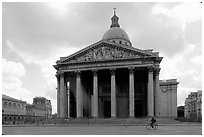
[60,61,143,70]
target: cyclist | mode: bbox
[150,116,156,128]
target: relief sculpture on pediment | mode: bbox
[70,46,139,62]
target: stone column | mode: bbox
[154,68,160,116]
[147,67,154,117]
[64,79,68,118]
[59,72,65,118]
[76,71,83,118]
[129,68,135,117]
[93,70,98,118]
[111,69,116,118]
[56,74,60,117]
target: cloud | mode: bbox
[3,2,107,49]
[2,58,25,77]
[190,55,202,65]
[131,2,201,58]
[185,19,202,45]
[3,2,201,55]
[5,40,79,113]
[177,87,198,106]
[152,3,202,106]
[6,40,79,65]
[160,42,202,106]
[2,58,33,103]
[124,3,185,57]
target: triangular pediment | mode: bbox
[58,40,157,64]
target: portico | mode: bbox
[55,62,161,119]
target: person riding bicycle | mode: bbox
[150,116,156,128]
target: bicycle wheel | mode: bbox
[146,124,151,130]
[153,124,158,130]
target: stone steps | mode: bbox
[43,117,183,125]
[66,117,181,125]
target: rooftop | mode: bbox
[2,94,26,103]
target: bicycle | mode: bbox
[145,122,158,130]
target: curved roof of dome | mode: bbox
[102,27,130,42]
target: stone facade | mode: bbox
[26,97,52,118]
[197,90,202,118]
[54,11,179,119]
[2,94,27,124]
[184,90,202,118]
[159,79,179,117]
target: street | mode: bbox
[2,124,202,135]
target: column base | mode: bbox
[129,116,135,119]
[92,117,99,119]
[91,117,99,119]
[76,117,84,119]
[111,116,117,119]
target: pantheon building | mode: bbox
[54,11,179,119]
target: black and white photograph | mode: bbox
[2,1,202,135]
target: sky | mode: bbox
[2,2,202,114]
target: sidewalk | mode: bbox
[2,122,202,127]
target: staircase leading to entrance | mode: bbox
[66,117,182,125]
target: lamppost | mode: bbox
[64,82,70,125]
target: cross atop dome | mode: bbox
[114,8,116,15]
[110,8,120,28]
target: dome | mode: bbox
[102,9,132,46]
[102,27,130,42]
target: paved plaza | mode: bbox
[2,124,202,135]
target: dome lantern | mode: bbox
[102,9,132,47]
[110,8,120,28]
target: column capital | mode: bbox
[148,66,154,73]
[110,68,116,75]
[154,67,161,75]
[128,67,135,74]
[75,70,81,77]
[56,71,64,78]
[92,69,98,77]
[55,73,59,78]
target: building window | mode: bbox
[3,102,7,108]
[18,104,21,109]
[13,103,16,108]
[8,102,12,108]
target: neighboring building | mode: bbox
[2,94,27,124]
[159,79,179,117]
[54,10,179,119]
[197,90,202,118]
[26,97,52,118]
[184,90,202,118]
[185,92,197,118]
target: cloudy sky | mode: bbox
[2,2,202,114]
